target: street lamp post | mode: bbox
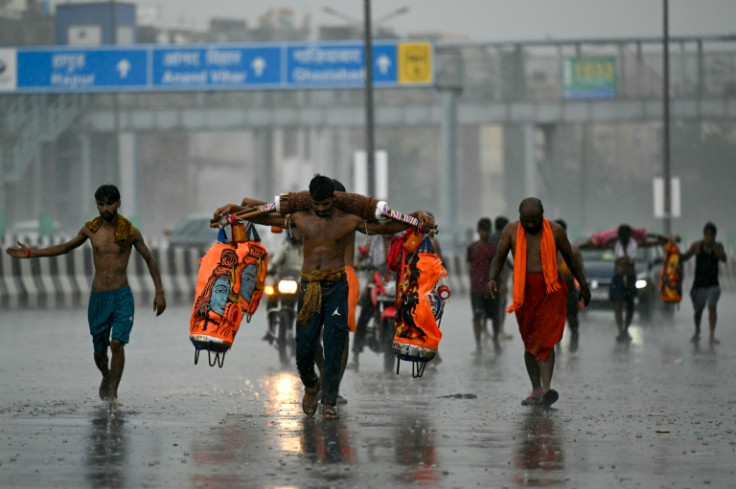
[363,0,376,196]
[663,0,672,235]
[322,3,409,197]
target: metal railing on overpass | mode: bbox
[71,34,736,131]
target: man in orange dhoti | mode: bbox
[487,198,591,407]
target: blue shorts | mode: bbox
[690,286,720,311]
[88,286,135,352]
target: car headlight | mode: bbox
[635,279,648,289]
[590,279,599,290]
[277,279,299,294]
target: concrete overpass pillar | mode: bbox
[254,129,274,200]
[440,87,460,245]
[523,123,537,199]
[117,132,138,224]
[79,132,91,219]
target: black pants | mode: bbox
[296,274,349,406]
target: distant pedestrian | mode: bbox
[5,184,166,405]
[681,222,727,345]
[609,225,638,342]
[466,217,500,353]
[487,198,590,407]
[492,216,513,341]
[554,219,583,351]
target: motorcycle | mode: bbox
[263,267,300,366]
[356,268,398,372]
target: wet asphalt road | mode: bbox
[1,291,735,489]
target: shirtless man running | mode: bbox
[487,198,590,407]
[5,184,166,404]
[214,174,433,419]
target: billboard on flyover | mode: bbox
[562,56,617,100]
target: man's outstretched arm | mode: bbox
[5,230,87,259]
[213,202,287,228]
[361,211,435,235]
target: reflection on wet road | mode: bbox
[86,406,129,489]
[1,292,735,488]
[513,410,564,487]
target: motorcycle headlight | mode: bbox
[264,284,276,296]
[278,279,299,294]
[635,279,648,289]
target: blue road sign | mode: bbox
[285,42,399,88]
[17,47,147,91]
[151,45,281,90]
[8,41,433,93]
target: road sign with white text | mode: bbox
[16,47,147,91]
[151,45,281,90]
[1,40,434,93]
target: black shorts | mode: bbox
[471,293,500,321]
[609,274,637,302]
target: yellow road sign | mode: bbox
[398,42,433,84]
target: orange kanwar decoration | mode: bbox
[392,232,448,377]
[190,236,269,367]
[659,242,682,304]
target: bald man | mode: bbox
[487,198,590,407]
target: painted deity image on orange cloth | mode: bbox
[191,247,243,340]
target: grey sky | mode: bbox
[51,0,736,41]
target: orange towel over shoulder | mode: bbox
[507,219,567,361]
[507,218,563,313]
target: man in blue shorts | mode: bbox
[6,184,166,404]
[681,222,727,345]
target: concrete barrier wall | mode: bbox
[1,236,733,310]
[1,235,201,310]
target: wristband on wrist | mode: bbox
[26,248,31,259]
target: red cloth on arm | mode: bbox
[514,273,568,361]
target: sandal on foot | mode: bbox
[521,394,541,406]
[540,389,559,408]
[302,380,320,417]
[323,404,339,420]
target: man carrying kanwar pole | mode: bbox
[486,198,591,407]
[213,174,434,420]
[5,184,166,405]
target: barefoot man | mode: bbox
[681,222,727,345]
[214,174,433,419]
[5,184,166,404]
[486,198,590,407]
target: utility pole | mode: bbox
[662,0,672,235]
[363,0,376,196]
